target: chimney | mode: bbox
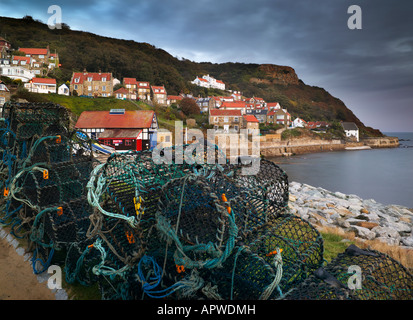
[83,68,87,75]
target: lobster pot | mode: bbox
[246,217,324,294]
[284,245,413,300]
[232,159,289,214]
[6,102,70,140]
[16,160,93,210]
[200,246,280,300]
[156,174,238,270]
[42,197,94,248]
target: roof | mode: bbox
[215,80,225,84]
[267,102,280,107]
[12,56,31,63]
[151,86,166,93]
[19,48,48,55]
[124,78,137,85]
[196,77,208,82]
[209,109,242,117]
[341,122,358,131]
[99,129,142,139]
[167,95,183,100]
[75,110,155,129]
[71,72,112,84]
[243,115,259,123]
[31,78,56,84]
[114,87,129,94]
[220,101,247,109]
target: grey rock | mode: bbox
[376,237,400,246]
[401,236,413,247]
[348,226,376,240]
[334,191,347,199]
[372,226,401,240]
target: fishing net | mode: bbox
[283,244,413,300]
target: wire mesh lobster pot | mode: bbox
[4,102,70,140]
[156,173,238,271]
[284,244,413,300]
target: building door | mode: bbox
[223,125,229,133]
[136,139,142,151]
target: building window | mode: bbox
[214,117,218,123]
[224,117,229,123]
[102,86,106,91]
[39,55,44,58]
[165,136,170,142]
[102,77,106,82]
[88,86,92,91]
[234,125,239,131]
[125,140,132,146]
[87,77,92,82]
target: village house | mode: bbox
[114,87,136,100]
[58,83,69,96]
[219,101,247,114]
[266,102,282,110]
[243,114,260,134]
[292,117,307,128]
[0,81,10,111]
[157,128,173,148]
[0,58,36,82]
[196,97,216,113]
[19,47,50,65]
[75,109,158,151]
[24,77,56,94]
[0,37,11,59]
[341,122,359,142]
[191,74,225,90]
[70,70,113,97]
[151,85,167,106]
[245,108,267,124]
[123,78,151,100]
[231,92,242,101]
[167,95,183,106]
[267,108,291,126]
[209,109,242,133]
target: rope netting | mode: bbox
[0,101,411,300]
[0,102,96,274]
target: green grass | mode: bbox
[320,231,355,262]
[44,94,140,116]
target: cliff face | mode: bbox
[256,64,300,86]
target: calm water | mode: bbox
[269,132,413,208]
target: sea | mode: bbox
[268,132,413,209]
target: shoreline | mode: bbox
[287,181,413,252]
[259,136,399,157]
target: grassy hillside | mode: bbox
[0,16,382,136]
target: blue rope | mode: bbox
[32,247,55,274]
[137,255,187,299]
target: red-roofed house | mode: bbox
[114,87,136,100]
[24,77,56,94]
[209,109,242,132]
[167,95,183,105]
[70,70,113,97]
[219,101,247,114]
[0,81,10,109]
[243,114,259,134]
[123,78,150,100]
[18,47,50,66]
[12,56,32,67]
[267,102,281,110]
[267,108,291,126]
[151,85,167,106]
[75,109,158,151]
[191,77,210,88]
[292,117,307,128]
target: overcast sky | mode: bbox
[1,0,412,132]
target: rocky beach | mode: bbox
[288,181,413,249]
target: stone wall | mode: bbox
[362,136,399,148]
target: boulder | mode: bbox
[356,221,379,230]
[372,226,401,240]
[401,236,413,247]
[348,226,376,240]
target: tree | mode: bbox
[179,97,200,116]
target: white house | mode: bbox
[292,117,307,128]
[191,74,225,90]
[24,78,57,94]
[58,83,69,96]
[0,63,36,82]
[341,122,359,142]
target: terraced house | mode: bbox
[151,85,167,106]
[70,70,113,97]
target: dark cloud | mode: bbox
[1,0,412,131]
